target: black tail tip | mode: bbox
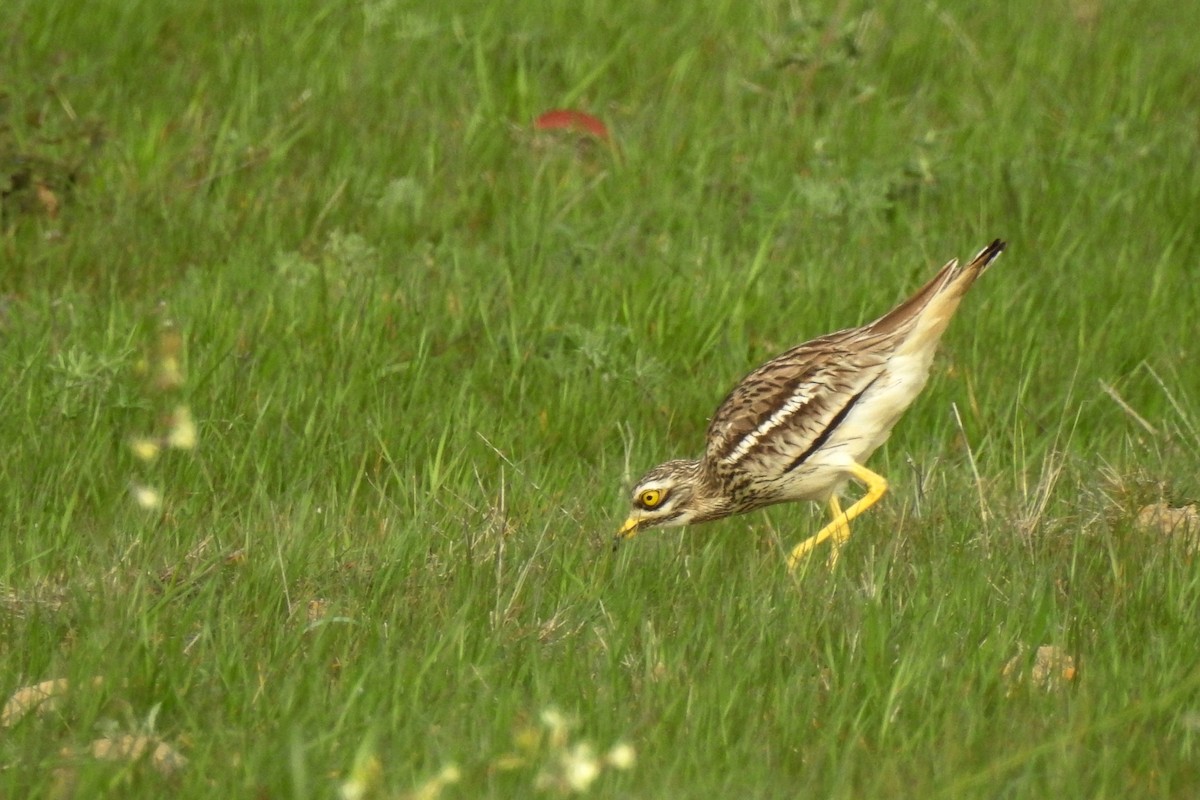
[970,238,1006,267]
[980,238,1006,260]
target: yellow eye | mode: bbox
[638,489,663,508]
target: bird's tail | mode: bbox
[870,239,1006,352]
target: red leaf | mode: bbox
[533,109,610,140]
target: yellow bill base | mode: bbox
[615,516,641,541]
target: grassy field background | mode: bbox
[3,0,1200,796]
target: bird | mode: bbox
[616,239,1006,572]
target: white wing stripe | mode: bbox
[720,383,817,465]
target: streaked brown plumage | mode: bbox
[617,239,1006,571]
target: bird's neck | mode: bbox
[692,461,739,522]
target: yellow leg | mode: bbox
[825,495,850,569]
[786,463,889,573]
[785,497,848,572]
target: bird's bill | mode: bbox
[615,515,642,541]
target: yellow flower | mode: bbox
[130,436,161,462]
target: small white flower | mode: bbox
[562,743,600,793]
[167,405,197,450]
[540,707,569,731]
[338,753,382,800]
[605,742,636,770]
[132,484,163,511]
[540,707,572,747]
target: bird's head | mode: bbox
[616,459,728,542]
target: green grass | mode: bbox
[3,0,1200,796]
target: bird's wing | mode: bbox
[701,327,893,478]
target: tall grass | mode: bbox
[2,0,1199,796]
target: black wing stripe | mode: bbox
[782,376,879,473]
